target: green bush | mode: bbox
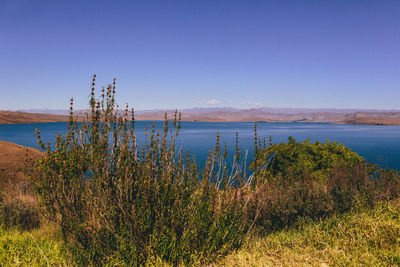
[251,136,364,182]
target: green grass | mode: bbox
[216,200,400,266]
[0,225,71,266]
[1,200,399,266]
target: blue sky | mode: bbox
[0,0,399,110]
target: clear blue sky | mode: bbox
[1,0,399,110]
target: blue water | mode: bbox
[1,121,400,170]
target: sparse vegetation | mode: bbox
[0,196,40,231]
[1,76,399,265]
[0,178,40,231]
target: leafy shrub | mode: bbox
[27,76,254,265]
[248,136,381,231]
[251,136,364,182]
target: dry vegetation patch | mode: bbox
[217,201,400,266]
[0,141,42,231]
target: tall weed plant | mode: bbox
[28,76,255,265]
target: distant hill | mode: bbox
[0,111,68,124]
[17,109,70,115]
[132,110,400,125]
[17,107,400,115]
[2,109,400,125]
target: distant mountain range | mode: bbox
[2,107,400,125]
[16,107,400,115]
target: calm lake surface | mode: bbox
[1,121,400,170]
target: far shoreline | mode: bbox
[2,110,400,126]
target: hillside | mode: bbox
[135,110,400,125]
[3,110,400,125]
[341,112,400,125]
[0,141,43,188]
[0,111,68,124]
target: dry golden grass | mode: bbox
[0,141,42,190]
[215,200,400,267]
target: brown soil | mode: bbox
[0,111,68,124]
[0,141,43,189]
